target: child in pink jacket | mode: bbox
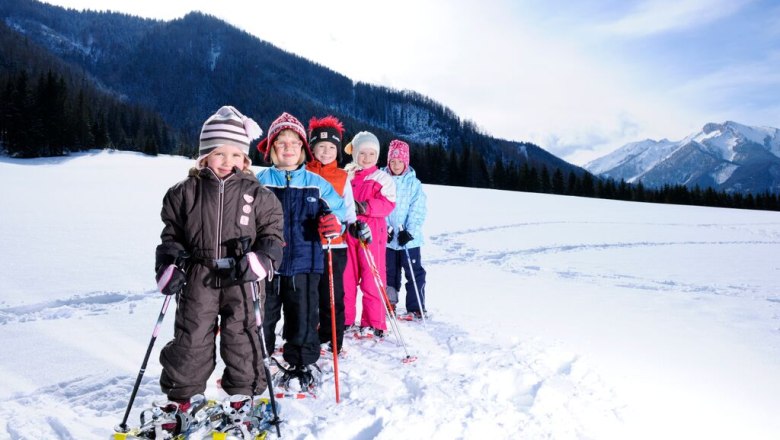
[343,131,396,338]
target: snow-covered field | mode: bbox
[1,150,779,439]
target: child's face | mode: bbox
[206,145,246,178]
[273,131,304,170]
[357,148,378,168]
[313,141,338,165]
[389,159,406,175]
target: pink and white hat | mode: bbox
[256,112,312,162]
[387,139,410,170]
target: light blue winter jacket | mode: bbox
[382,166,427,250]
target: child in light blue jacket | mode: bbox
[382,140,428,320]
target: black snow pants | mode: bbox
[263,272,321,367]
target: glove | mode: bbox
[318,213,342,240]
[397,230,413,247]
[348,220,372,244]
[156,264,186,296]
[387,226,394,242]
[355,201,368,215]
[239,252,270,281]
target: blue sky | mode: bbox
[40,0,780,165]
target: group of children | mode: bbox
[153,106,428,405]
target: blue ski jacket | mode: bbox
[382,166,427,250]
[256,165,346,275]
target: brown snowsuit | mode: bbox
[155,167,284,401]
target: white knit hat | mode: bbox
[197,106,262,163]
[345,131,380,157]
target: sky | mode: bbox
[39,0,780,165]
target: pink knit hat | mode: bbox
[387,139,410,170]
[256,112,312,162]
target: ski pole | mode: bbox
[115,294,173,433]
[248,278,282,437]
[326,239,341,403]
[402,245,428,328]
[359,240,416,363]
[237,236,283,437]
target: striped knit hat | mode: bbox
[198,106,262,163]
[256,112,313,162]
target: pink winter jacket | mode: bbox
[342,164,396,329]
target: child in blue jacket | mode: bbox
[255,112,346,392]
[383,140,428,320]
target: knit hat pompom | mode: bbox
[242,115,262,140]
[309,115,345,161]
[197,105,262,164]
[387,139,410,170]
[256,112,312,163]
[344,131,380,157]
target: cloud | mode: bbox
[597,0,752,37]
[37,0,778,167]
[672,51,780,117]
[531,113,645,164]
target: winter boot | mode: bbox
[357,326,384,339]
[137,398,193,439]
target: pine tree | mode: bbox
[567,171,577,195]
[540,165,552,193]
[580,172,595,197]
[552,168,565,194]
[634,181,646,202]
[492,159,507,189]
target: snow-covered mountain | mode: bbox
[0,0,584,176]
[586,121,780,194]
[2,151,780,439]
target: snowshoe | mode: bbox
[271,359,322,398]
[112,394,276,440]
[344,324,360,334]
[354,326,384,340]
[112,394,211,439]
[207,394,276,439]
[319,342,347,358]
[398,311,427,322]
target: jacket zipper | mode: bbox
[283,170,292,274]
[214,171,235,287]
[216,178,225,260]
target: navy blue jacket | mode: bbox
[256,165,346,276]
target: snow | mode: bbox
[694,126,738,161]
[713,163,739,185]
[2,150,780,439]
[587,121,780,182]
[721,121,777,147]
[585,138,677,179]
[209,43,221,71]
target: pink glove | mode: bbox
[246,252,269,280]
[156,264,186,295]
